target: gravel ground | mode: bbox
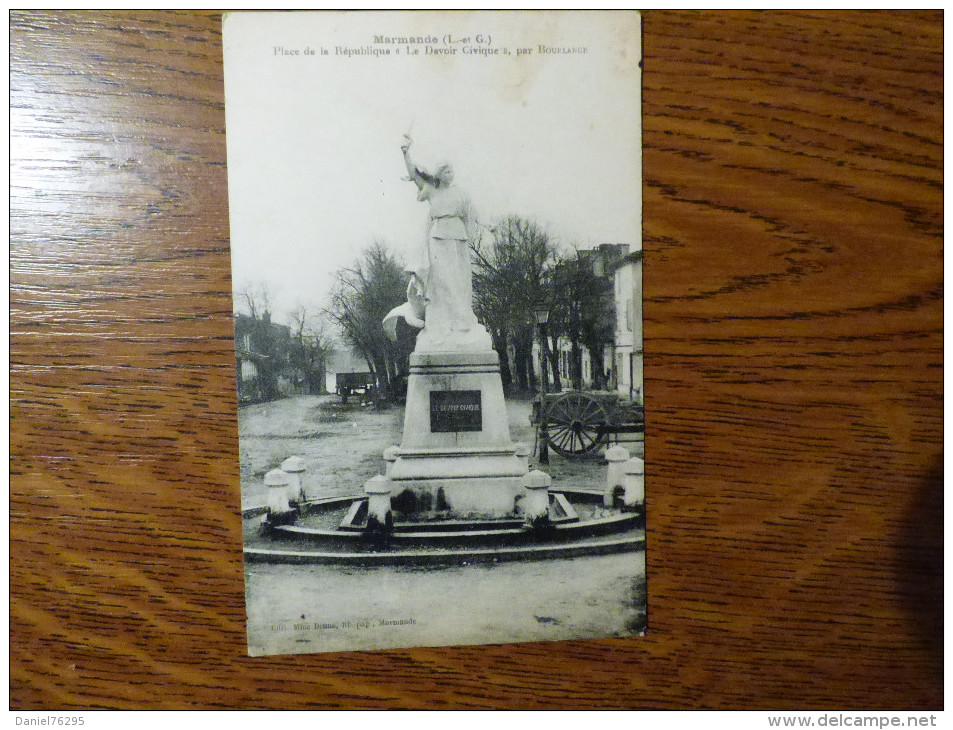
[246,551,646,656]
[238,393,647,656]
[239,395,401,509]
[238,394,642,509]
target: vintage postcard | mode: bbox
[223,10,644,656]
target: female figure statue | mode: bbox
[384,135,489,352]
[401,135,481,337]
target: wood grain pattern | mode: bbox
[11,10,942,709]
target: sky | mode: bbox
[224,11,642,325]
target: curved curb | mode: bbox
[241,488,609,521]
[244,535,645,567]
[272,511,641,547]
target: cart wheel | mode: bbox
[543,391,609,456]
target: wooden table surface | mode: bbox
[10,10,943,710]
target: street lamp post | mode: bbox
[533,305,550,466]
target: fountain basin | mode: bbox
[243,488,644,566]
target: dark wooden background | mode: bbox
[10,10,943,710]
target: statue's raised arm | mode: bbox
[401,135,429,193]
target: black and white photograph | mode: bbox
[223,10,644,656]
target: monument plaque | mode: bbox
[430,390,482,433]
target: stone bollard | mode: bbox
[622,457,645,511]
[514,442,531,472]
[364,474,393,545]
[523,469,552,530]
[281,456,307,505]
[604,445,630,507]
[264,468,297,526]
[383,446,400,477]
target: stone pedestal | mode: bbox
[622,456,645,510]
[514,441,532,472]
[364,474,393,530]
[281,455,306,503]
[523,469,552,528]
[382,445,400,477]
[265,468,292,514]
[264,468,296,527]
[388,350,529,516]
[604,445,630,507]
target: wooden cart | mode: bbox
[532,390,644,457]
[335,371,374,405]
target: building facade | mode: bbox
[234,312,299,403]
[612,249,643,402]
[529,243,642,400]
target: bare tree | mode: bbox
[549,248,615,390]
[236,280,273,320]
[471,216,559,392]
[288,305,333,394]
[325,242,412,401]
